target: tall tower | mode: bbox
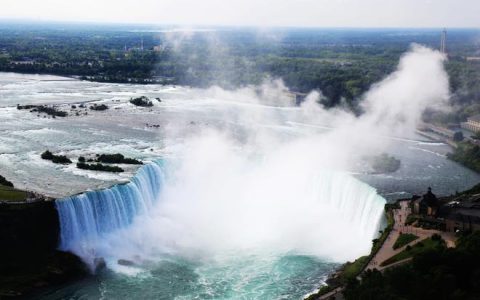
[440,28,447,54]
[141,37,144,51]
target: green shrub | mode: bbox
[344,232,480,300]
[77,162,124,172]
[41,150,72,164]
[97,153,143,165]
[0,175,14,187]
[41,150,54,160]
[89,104,109,111]
[130,96,153,107]
[393,233,418,250]
[369,153,401,173]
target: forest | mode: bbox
[0,23,479,114]
[343,231,480,300]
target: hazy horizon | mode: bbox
[0,0,479,29]
[2,19,480,30]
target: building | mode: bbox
[442,194,480,233]
[287,91,308,105]
[413,188,440,217]
[444,207,480,233]
[153,45,165,52]
[461,115,480,133]
[440,28,447,54]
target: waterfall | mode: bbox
[314,172,386,243]
[55,161,165,266]
[55,158,386,268]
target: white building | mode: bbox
[461,115,480,132]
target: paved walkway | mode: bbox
[365,201,456,271]
[311,201,457,300]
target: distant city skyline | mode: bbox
[0,0,479,28]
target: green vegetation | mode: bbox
[341,256,369,281]
[392,233,419,250]
[1,25,479,110]
[346,207,393,278]
[0,185,27,202]
[344,208,394,281]
[405,214,418,226]
[381,236,444,266]
[41,150,72,164]
[89,104,109,111]
[414,218,445,231]
[77,162,124,172]
[130,96,153,107]
[307,204,395,299]
[447,142,480,172]
[371,207,395,256]
[17,104,67,117]
[0,175,14,188]
[344,231,480,300]
[97,153,143,165]
[368,153,401,174]
[384,202,400,211]
[304,285,334,300]
[453,131,464,142]
[458,181,480,196]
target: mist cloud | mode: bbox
[93,45,450,265]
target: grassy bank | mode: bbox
[342,232,480,300]
[381,235,444,266]
[392,233,419,250]
[447,141,480,173]
[305,203,395,299]
[0,185,27,202]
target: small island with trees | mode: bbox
[367,153,401,174]
[96,153,143,165]
[41,151,143,173]
[130,96,153,107]
[76,162,124,173]
[89,104,109,111]
[41,150,72,164]
[17,105,68,118]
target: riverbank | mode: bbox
[0,198,88,298]
[306,192,462,300]
[304,203,395,300]
[1,250,88,298]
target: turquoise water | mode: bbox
[3,73,478,299]
[38,255,338,299]
[49,161,385,300]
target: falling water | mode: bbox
[53,159,386,298]
[55,161,165,266]
[56,160,385,262]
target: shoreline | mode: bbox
[0,163,154,298]
[306,188,465,300]
[0,199,89,298]
[304,203,395,300]
[0,70,168,85]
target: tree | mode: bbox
[453,131,464,142]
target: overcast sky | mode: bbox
[1,0,479,28]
